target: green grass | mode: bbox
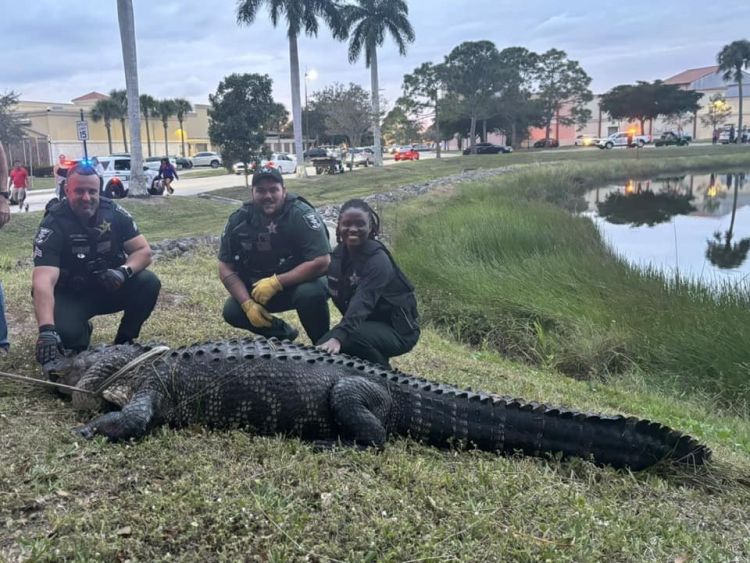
[1,151,750,560]
[394,156,750,410]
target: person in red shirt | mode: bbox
[8,160,29,208]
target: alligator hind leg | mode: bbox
[328,377,392,448]
[73,390,156,441]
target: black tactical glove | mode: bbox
[97,267,127,291]
[36,325,63,365]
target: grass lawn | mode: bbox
[1,149,749,561]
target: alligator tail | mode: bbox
[391,380,710,470]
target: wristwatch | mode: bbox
[119,265,134,279]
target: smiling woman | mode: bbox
[316,199,420,368]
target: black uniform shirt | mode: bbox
[327,240,417,345]
[218,193,330,281]
[33,199,139,270]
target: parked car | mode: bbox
[597,132,651,149]
[394,146,420,161]
[654,132,690,147]
[462,142,513,155]
[346,147,374,169]
[233,153,298,175]
[172,155,193,169]
[96,155,160,198]
[191,151,222,168]
[304,147,328,159]
[411,143,433,152]
[144,156,177,171]
[574,134,600,147]
[533,138,559,148]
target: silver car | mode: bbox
[191,151,222,168]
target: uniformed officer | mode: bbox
[32,162,161,365]
[218,166,330,342]
[317,199,420,367]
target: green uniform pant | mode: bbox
[223,278,330,343]
[317,321,419,368]
[54,270,161,352]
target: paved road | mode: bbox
[12,151,460,214]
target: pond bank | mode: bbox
[393,154,750,409]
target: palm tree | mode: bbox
[706,174,750,268]
[90,98,118,154]
[155,99,177,156]
[236,0,346,177]
[140,94,157,157]
[717,39,750,144]
[117,0,146,195]
[109,89,129,153]
[342,0,414,167]
[173,98,193,158]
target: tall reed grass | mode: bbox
[396,158,750,409]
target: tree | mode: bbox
[718,40,750,142]
[600,81,701,135]
[117,0,146,195]
[90,98,118,154]
[533,49,593,139]
[237,0,346,176]
[495,47,541,148]
[701,93,733,133]
[342,0,415,166]
[139,94,157,157]
[174,98,193,158]
[441,41,505,154]
[401,62,444,157]
[209,73,278,187]
[381,103,421,145]
[0,92,26,145]
[155,99,177,157]
[312,82,373,146]
[108,89,129,152]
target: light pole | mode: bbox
[304,68,318,150]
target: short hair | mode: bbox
[65,162,102,190]
[336,198,380,243]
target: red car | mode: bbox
[394,146,420,161]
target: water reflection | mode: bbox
[583,172,750,286]
[705,174,750,269]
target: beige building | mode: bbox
[574,65,750,143]
[6,91,215,167]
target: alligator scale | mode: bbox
[48,337,710,470]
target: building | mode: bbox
[5,91,302,168]
[530,65,750,145]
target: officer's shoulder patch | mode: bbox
[303,212,322,230]
[35,227,54,246]
[115,204,133,219]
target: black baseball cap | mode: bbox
[251,166,284,186]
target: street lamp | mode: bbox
[304,68,318,149]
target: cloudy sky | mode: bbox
[2,0,748,111]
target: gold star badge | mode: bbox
[96,221,111,235]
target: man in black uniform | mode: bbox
[32,162,161,365]
[218,166,330,342]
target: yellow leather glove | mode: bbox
[241,299,273,328]
[251,274,283,305]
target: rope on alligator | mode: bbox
[93,345,171,395]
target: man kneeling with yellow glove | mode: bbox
[218,167,330,342]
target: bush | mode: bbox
[32,165,54,177]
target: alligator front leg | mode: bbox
[73,390,157,441]
[328,377,392,448]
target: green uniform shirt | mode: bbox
[218,193,330,282]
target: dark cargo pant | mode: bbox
[223,278,330,343]
[317,321,420,368]
[54,270,161,351]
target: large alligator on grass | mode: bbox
[46,337,710,470]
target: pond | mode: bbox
[581,172,750,287]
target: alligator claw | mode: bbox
[72,425,96,440]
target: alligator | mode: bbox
[45,337,711,470]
